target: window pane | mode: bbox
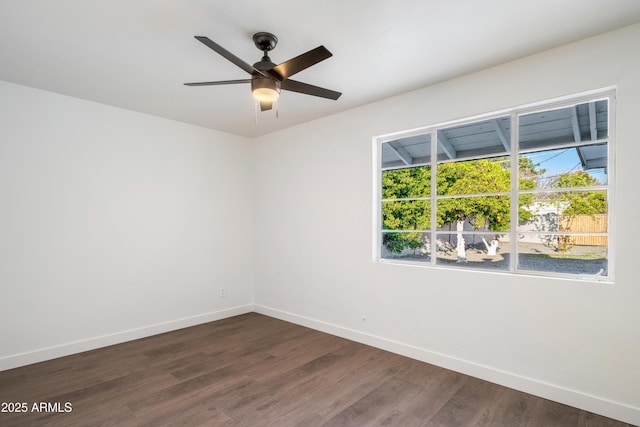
[436,195,510,231]
[519,143,608,191]
[518,191,607,233]
[381,134,431,169]
[381,232,430,262]
[519,100,608,152]
[382,200,430,231]
[437,116,511,162]
[435,233,509,270]
[517,234,608,277]
[437,158,511,196]
[382,165,431,198]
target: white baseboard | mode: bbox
[254,304,640,426]
[0,304,254,372]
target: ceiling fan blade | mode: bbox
[271,46,332,80]
[194,36,266,77]
[184,79,251,86]
[260,101,273,111]
[281,79,342,100]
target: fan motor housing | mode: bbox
[253,58,275,72]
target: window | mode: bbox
[376,90,613,282]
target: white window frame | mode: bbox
[374,88,615,283]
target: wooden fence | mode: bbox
[559,214,607,246]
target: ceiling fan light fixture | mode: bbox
[253,87,279,102]
[252,78,281,102]
[184,34,342,110]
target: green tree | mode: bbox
[519,156,542,220]
[381,166,431,253]
[437,158,513,260]
[381,157,539,256]
[552,171,606,215]
[436,159,510,231]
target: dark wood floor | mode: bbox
[0,313,633,426]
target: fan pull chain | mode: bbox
[254,100,259,124]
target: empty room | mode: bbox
[1,1,639,426]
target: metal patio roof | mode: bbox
[381,99,608,172]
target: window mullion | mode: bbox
[430,129,437,266]
[510,112,519,273]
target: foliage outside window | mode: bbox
[377,92,612,281]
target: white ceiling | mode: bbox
[1,1,639,139]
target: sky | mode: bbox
[525,147,607,185]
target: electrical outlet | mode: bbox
[219,287,226,298]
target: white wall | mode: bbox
[253,24,640,424]
[0,81,254,369]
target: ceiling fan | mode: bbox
[184,32,342,112]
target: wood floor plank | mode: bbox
[132,399,229,427]
[125,366,248,416]
[278,345,405,426]
[525,397,583,427]
[321,376,424,426]
[389,358,470,421]
[0,313,633,427]
[579,410,636,427]
[423,377,504,426]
